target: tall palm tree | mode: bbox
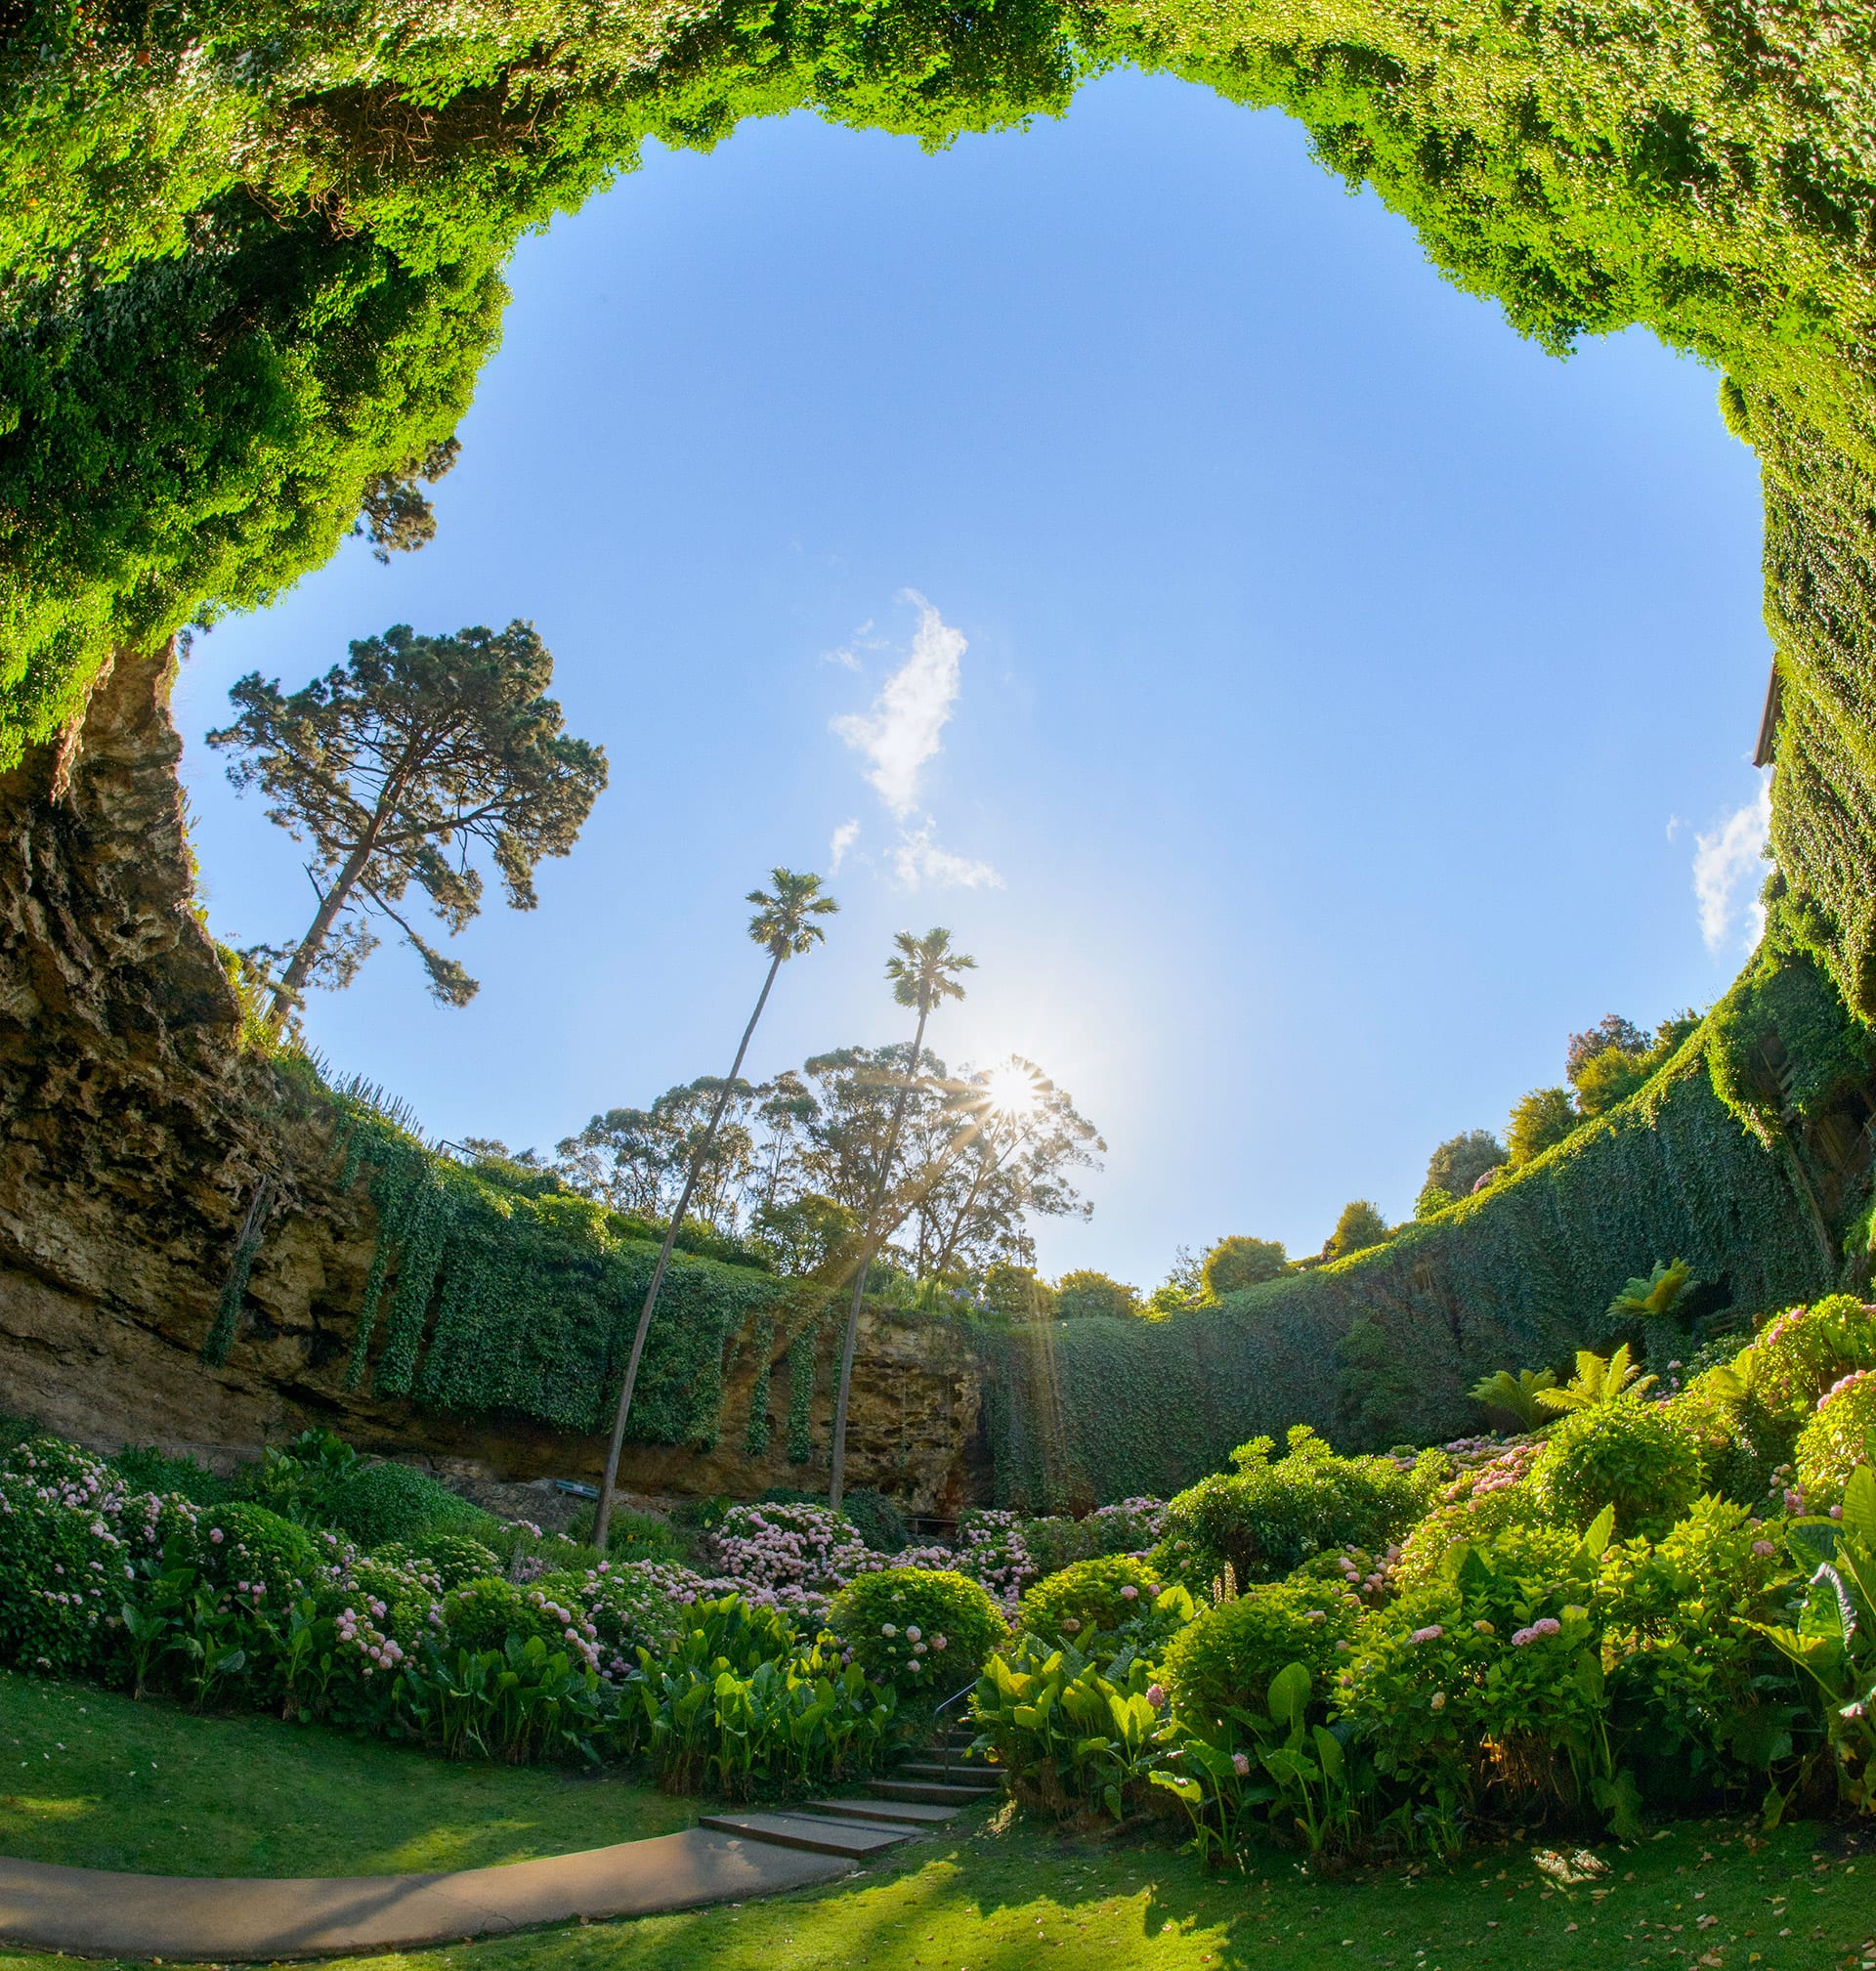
[592,869,838,1550]
[827,926,975,1510]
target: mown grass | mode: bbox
[2,1670,1874,1968]
[0,1670,690,1876]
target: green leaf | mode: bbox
[1267,1660,1311,1730]
[1311,1724,1344,1781]
[1580,1503,1615,1561]
[1842,1466,1876,1546]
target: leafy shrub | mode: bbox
[1529,1396,1702,1536]
[107,1446,231,1506]
[231,1429,359,1522]
[190,1503,322,1607]
[1596,1497,1792,1799]
[1161,1581,1359,1731]
[581,1560,713,1677]
[840,1488,910,1556]
[1752,1297,1876,1427]
[971,1638,1170,1823]
[1157,1427,1441,1589]
[1202,1236,1288,1296]
[1017,1555,1163,1647]
[1022,1498,1168,1576]
[323,1462,497,1549]
[1335,1522,1617,1828]
[568,1501,688,1564]
[1393,1443,1545,1593]
[1054,1269,1141,1319]
[1795,1369,1876,1503]
[622,1599,893,1798]
[1667,1363,1779,1503]
[0,1438,141,1676]
[830,1566,1006,1696]
[378,1533,500,1591]
[439,1576,598,1668]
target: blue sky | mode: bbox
[172,68,1773,1291]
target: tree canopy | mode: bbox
[208,621,607,1020]
[1201,1234,1289,1297]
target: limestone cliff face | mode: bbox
[0,652,986,1514]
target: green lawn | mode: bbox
[3,1670,1875,1969]
[0,1670,691,1875]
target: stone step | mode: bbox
[799,1798,959,1828]
[867,1778,1002,1806]
[695,1812,912,1860]
[895,1760,987,1782]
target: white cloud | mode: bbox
[1692,774,1772,954]
[831,592,964,819]
[822,620,880,671]
[890,820,1003,892]
[827,593,1002,892]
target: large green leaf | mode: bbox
[1267,1660,1312,1730]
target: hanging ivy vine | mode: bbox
[787,1320,823,1465]
[743,1312,777,1457]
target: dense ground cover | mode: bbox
[0,1670,688,1876]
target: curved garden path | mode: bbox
[0,1756,992,1961]
[0,1828,852,1960]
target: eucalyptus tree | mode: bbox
[207,621,607,1029]
[592,868,838,1551]
[827,926,975,1511]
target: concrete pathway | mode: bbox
[0,1715,999,1959]
[0,1829,852,1961]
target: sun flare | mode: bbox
[980,1058,1043,1121]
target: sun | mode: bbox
[980,1058,1043,1122]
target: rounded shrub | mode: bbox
[583,1560,712,1674]
[1795,1368,1876,1503]
[1529,1396,1702,1537]
[1161,1580,1360,1729]
[1155,1426,1442,1589]
[324,1462,496,1549]
[378,1532,500,1591]
[192,1502,322,1607]
[830,1566,1007,1698]
[440,1574,597,1665]
[107,1445,231,1506]
[1017,1555,1162,1646]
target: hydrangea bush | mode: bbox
[1016,1555,1166,1647]
[829,1566,1007,1697]
[704,1501,877,1622]
[954,1509,1035,1607]
[1795,1367,1876,1503]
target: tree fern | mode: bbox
[1536,1345,1656,1412]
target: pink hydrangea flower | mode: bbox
[1231,1752,1251,1778]
[1409,1625,1443,1645]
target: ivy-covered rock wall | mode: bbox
[988,964,1874,1511]
[0,655,986,1510]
